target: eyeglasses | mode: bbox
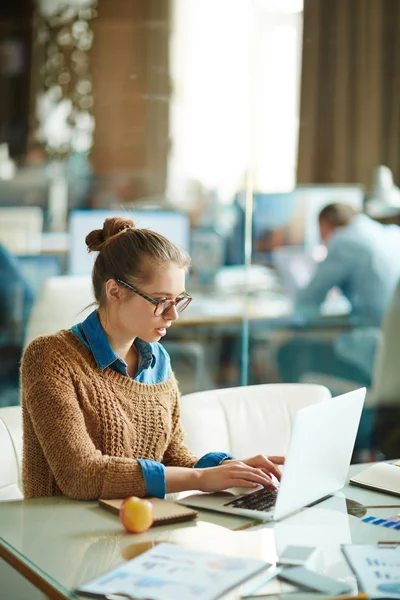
[116,279,192,317]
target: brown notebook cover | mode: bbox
[99,497,198,527]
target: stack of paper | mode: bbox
[76,542,270,600]
[342,545,400,599]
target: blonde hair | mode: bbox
[86,217,191,305]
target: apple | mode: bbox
[119,496,154,533]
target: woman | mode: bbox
[21,217,283,500]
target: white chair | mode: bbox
[0,206,43,255]
[368,281,400,408]
[24,275,94,346]
[0,406,23,500]
[180,383,331,458]
[0,406,46,600]
[0,383,330,501]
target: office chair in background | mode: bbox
[300,280,400,459]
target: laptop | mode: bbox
[178,388,366,522]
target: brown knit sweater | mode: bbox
[21,331,198,500]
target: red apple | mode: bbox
[119,496,154,533]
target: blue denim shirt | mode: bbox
[71,310,233,497]
[71,310,171,384]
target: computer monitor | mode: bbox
[252,191,305,255]
[68,209,190,275]
[16,254,63,295]
[230,187,364,266]
[0,206,43,255]
[252,186,365,257]
[251,191,300,238]
[226,191,303,266]
[295,184,365,250]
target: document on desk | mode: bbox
[75,542,269,600]
[342,544,400,599]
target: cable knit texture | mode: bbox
[21,331,198,500]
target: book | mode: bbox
[98,497,198,526]
[349,463,400,497]
[342,544,400,599]
[75,541,270,600]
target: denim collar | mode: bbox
[82,310,156,372]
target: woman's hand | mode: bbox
[196,459,279,493]
[240,455,285,482]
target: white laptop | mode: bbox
[178,388,366,522]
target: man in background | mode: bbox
[277,203,400,451]
[300,203,400,324]
[279,203,400,381]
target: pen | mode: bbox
[309,594,368,600]
[307,594,368,600]
[364,505,400,509]
[378,541,400,545]
[239,593,369,600]
[234,520,263,531]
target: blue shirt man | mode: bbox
[72,310,233,497]
[295,207,400,379]
[296,210,400,328]
[279,204,400,386]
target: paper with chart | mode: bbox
[342,545,400,599]
[76,542,269,600]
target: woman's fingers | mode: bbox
[252,459,281,481]
[263,460,282,481]
[268,455,285,465]
[243,455,283,481]
[229,479,260,488]
[200,461,281,493]
[230,462,278,485]
[230,468,274,488]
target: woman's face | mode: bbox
[108,263,187,343]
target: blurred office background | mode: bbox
[1,0,400,459]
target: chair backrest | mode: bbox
[179,383,331,457]
[24,275,94,347]
[0,207,43,255]
[0,406,23,500]
[0,385,331,499]
[369,279,400,407]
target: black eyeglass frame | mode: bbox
[116,279,192,317]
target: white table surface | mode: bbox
[1,463,400,600]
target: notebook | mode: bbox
[349,462,400,497]
[99,497,198,526]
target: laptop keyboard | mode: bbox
[223,486,279,512]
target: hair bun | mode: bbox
[85,217,135,252]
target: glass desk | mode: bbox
[1,464,400,600]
